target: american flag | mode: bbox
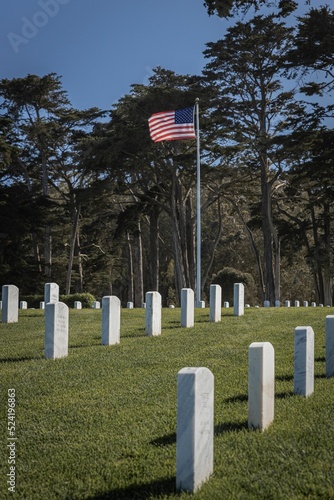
[148,107,196,142]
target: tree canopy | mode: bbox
[0,3,333,305]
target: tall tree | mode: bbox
[204,14,304,303]
[276,128,334,306]
[91,67,213,304]
[0,73,104,287]
[0,73,71,277]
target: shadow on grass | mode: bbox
[275,391,295,399]
[150,420,249,447]
[85,476,177,499]
[70,344,100,349]
[0,355,43,363]
[276,374,294,382]
[120,329,147,338]
[315,357,325,363]
[215,420,248,434]
[150,432,176,447]
[224,393,248,403]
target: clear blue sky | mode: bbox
[1,0,230,111]
[1,1,320,113]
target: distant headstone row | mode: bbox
[266,299,326,307]
[1,282,329,325]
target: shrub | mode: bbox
[60,293,96,308]
[19,293,96,309]
[211,266,258,305]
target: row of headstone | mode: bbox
[265,300,325,307]
[1,281,330,324]
[176,318,334,493]
[1,283,59,324]
[42,285,244,357]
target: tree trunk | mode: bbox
[65,204,81,295]
[274,237,280,303]
[44,225,52,277]
[185,194,196,292]
[126,231,134,303]
[32,236,42,274]
[133,222,144,307]
[202,196,224,292]
[75,230,83,293]
[224,195,265,299]
[261,160,276,304]
[171,172,186,304]
[149,207,160,291]
[175,176,190,287]
[41,149,52,278]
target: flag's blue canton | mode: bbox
[175,107,194,124]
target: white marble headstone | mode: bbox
[248,342,275,431]
[176,367,214,493]
[264,300,270,307]
[74,301,82,310]
[93,301,100,309]
[145,291,161,336]
[181,288,194,328]
[209,284,221,322]
[20,301,27,309]
[44,282,59,304]
[44,302,69,359]
[294,300,300,307]
[294,326,314,397]
[223,301,229,308]
[285,300,290,307]
[1,285,19,323]
[102,296,120,345]
[127,301,133,309]
[234,283,244,316]
[326,316,334,378]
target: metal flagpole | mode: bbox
[195,98,201,307]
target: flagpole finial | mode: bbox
[195,97,199,104]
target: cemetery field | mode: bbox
[1,306,334,499]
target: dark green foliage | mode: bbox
[286,6,334,94]
[203,0,298,18]
[211,266,258,304]
[59,293,96,308]
[19,293,96,309]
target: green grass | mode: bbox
[1,307,334,499]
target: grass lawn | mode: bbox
[1,306,334,499]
